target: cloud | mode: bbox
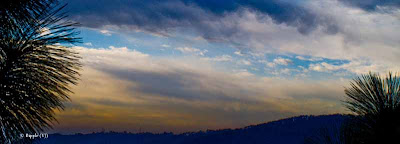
[218,0,400,75]
[175,47,200,53]
[295,56,322,62]
[66,0,339,40]
[84,42,93,46]
[267,62,276,68]
[338,0,400,11]
[234,51,244,56]
[66,0,400,76]
[161,44,171,48]
[73,46,346,103]
[308,60,388,74]
[280,68,291,75]
[99,29,112,36]
[50,0,400,133]
[238,59,252,65]
[273,58,293,65]
[267,58,292,67]
[55,46,348,133]
[203,55,233,62]
[233,69,254,77]
[175,47,208,56]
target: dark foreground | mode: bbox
[36,114,347,144]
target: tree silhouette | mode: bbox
[0,0,80,143]
[343,72,400,143]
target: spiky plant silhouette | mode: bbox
[0,0,80,143]
[344,72,400,144]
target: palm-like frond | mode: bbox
[0,0,81,143]
[345,72,400,116]
[344,72,400,143]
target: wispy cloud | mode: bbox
[52,0,400,133]
[234,51,244,56]
[295,56,322,62]
[84,42,93,46]
[100,30,112,36]
[308,60,387,74]
[161,44,171,48]
[175,47,208,56]
[203,55,233,62]
[238,59,252,66]
[267,58,293,67]
[56,46,348,133]
[66,0,338,41]
[68,0,400,75]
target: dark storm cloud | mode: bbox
[64,0,338,39]
[180,0,334,34]
[338,0,400,11]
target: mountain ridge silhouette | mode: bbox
[37,114,348,144]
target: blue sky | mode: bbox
[75,27,354,80]
[51,0,400,134]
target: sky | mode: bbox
[50,0,400,134]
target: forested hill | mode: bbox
[37,114,348,144]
